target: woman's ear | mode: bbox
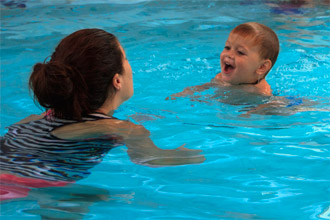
[112,73,122,90]
[256,59,272,77]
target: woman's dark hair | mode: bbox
[29,29,123,120]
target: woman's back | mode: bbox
[1,113,123,182]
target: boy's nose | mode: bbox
[227,53,234,59]
[221,51,234,60]
[225,50,234,59]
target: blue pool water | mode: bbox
[1,0,330,219]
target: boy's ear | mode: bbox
[112,73,122,90]
[256,59,272,76]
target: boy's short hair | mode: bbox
[231,22,279,76]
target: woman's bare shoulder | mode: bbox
[52,118,146,140]
[15,114,46,124]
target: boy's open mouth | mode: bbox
[224,62,234,73]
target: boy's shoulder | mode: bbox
[211,73,225,85]
[255,79,272,96]
[212,73,272,96]
[242,79,272,96]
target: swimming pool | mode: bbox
[1,0,330,219]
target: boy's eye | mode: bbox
[224,46,230,50]
[237,50,245,55]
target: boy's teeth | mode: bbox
[224,62,234,72]
[225,62,233,67]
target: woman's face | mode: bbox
[120,45,134,102]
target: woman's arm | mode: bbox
[125,134,205,167]
[52,119,205,167]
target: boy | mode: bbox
[169,22,279,98]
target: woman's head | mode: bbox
[29,28,130,120]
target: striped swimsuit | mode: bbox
[0,113,123,182]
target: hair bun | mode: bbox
[46,61,80,82]
[30,61,78,109]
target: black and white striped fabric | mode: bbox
[0,113,123,182]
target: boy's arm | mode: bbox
[166,73,224,100]
[241,96,328,117]
[166,82,215,100]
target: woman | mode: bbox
[0,29,205,201]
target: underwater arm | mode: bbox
[240,96,328,117]
[125,134,205,167]
[114,121,205,166]
[52,119,205,167]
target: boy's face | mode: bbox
[220,33,265,85]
